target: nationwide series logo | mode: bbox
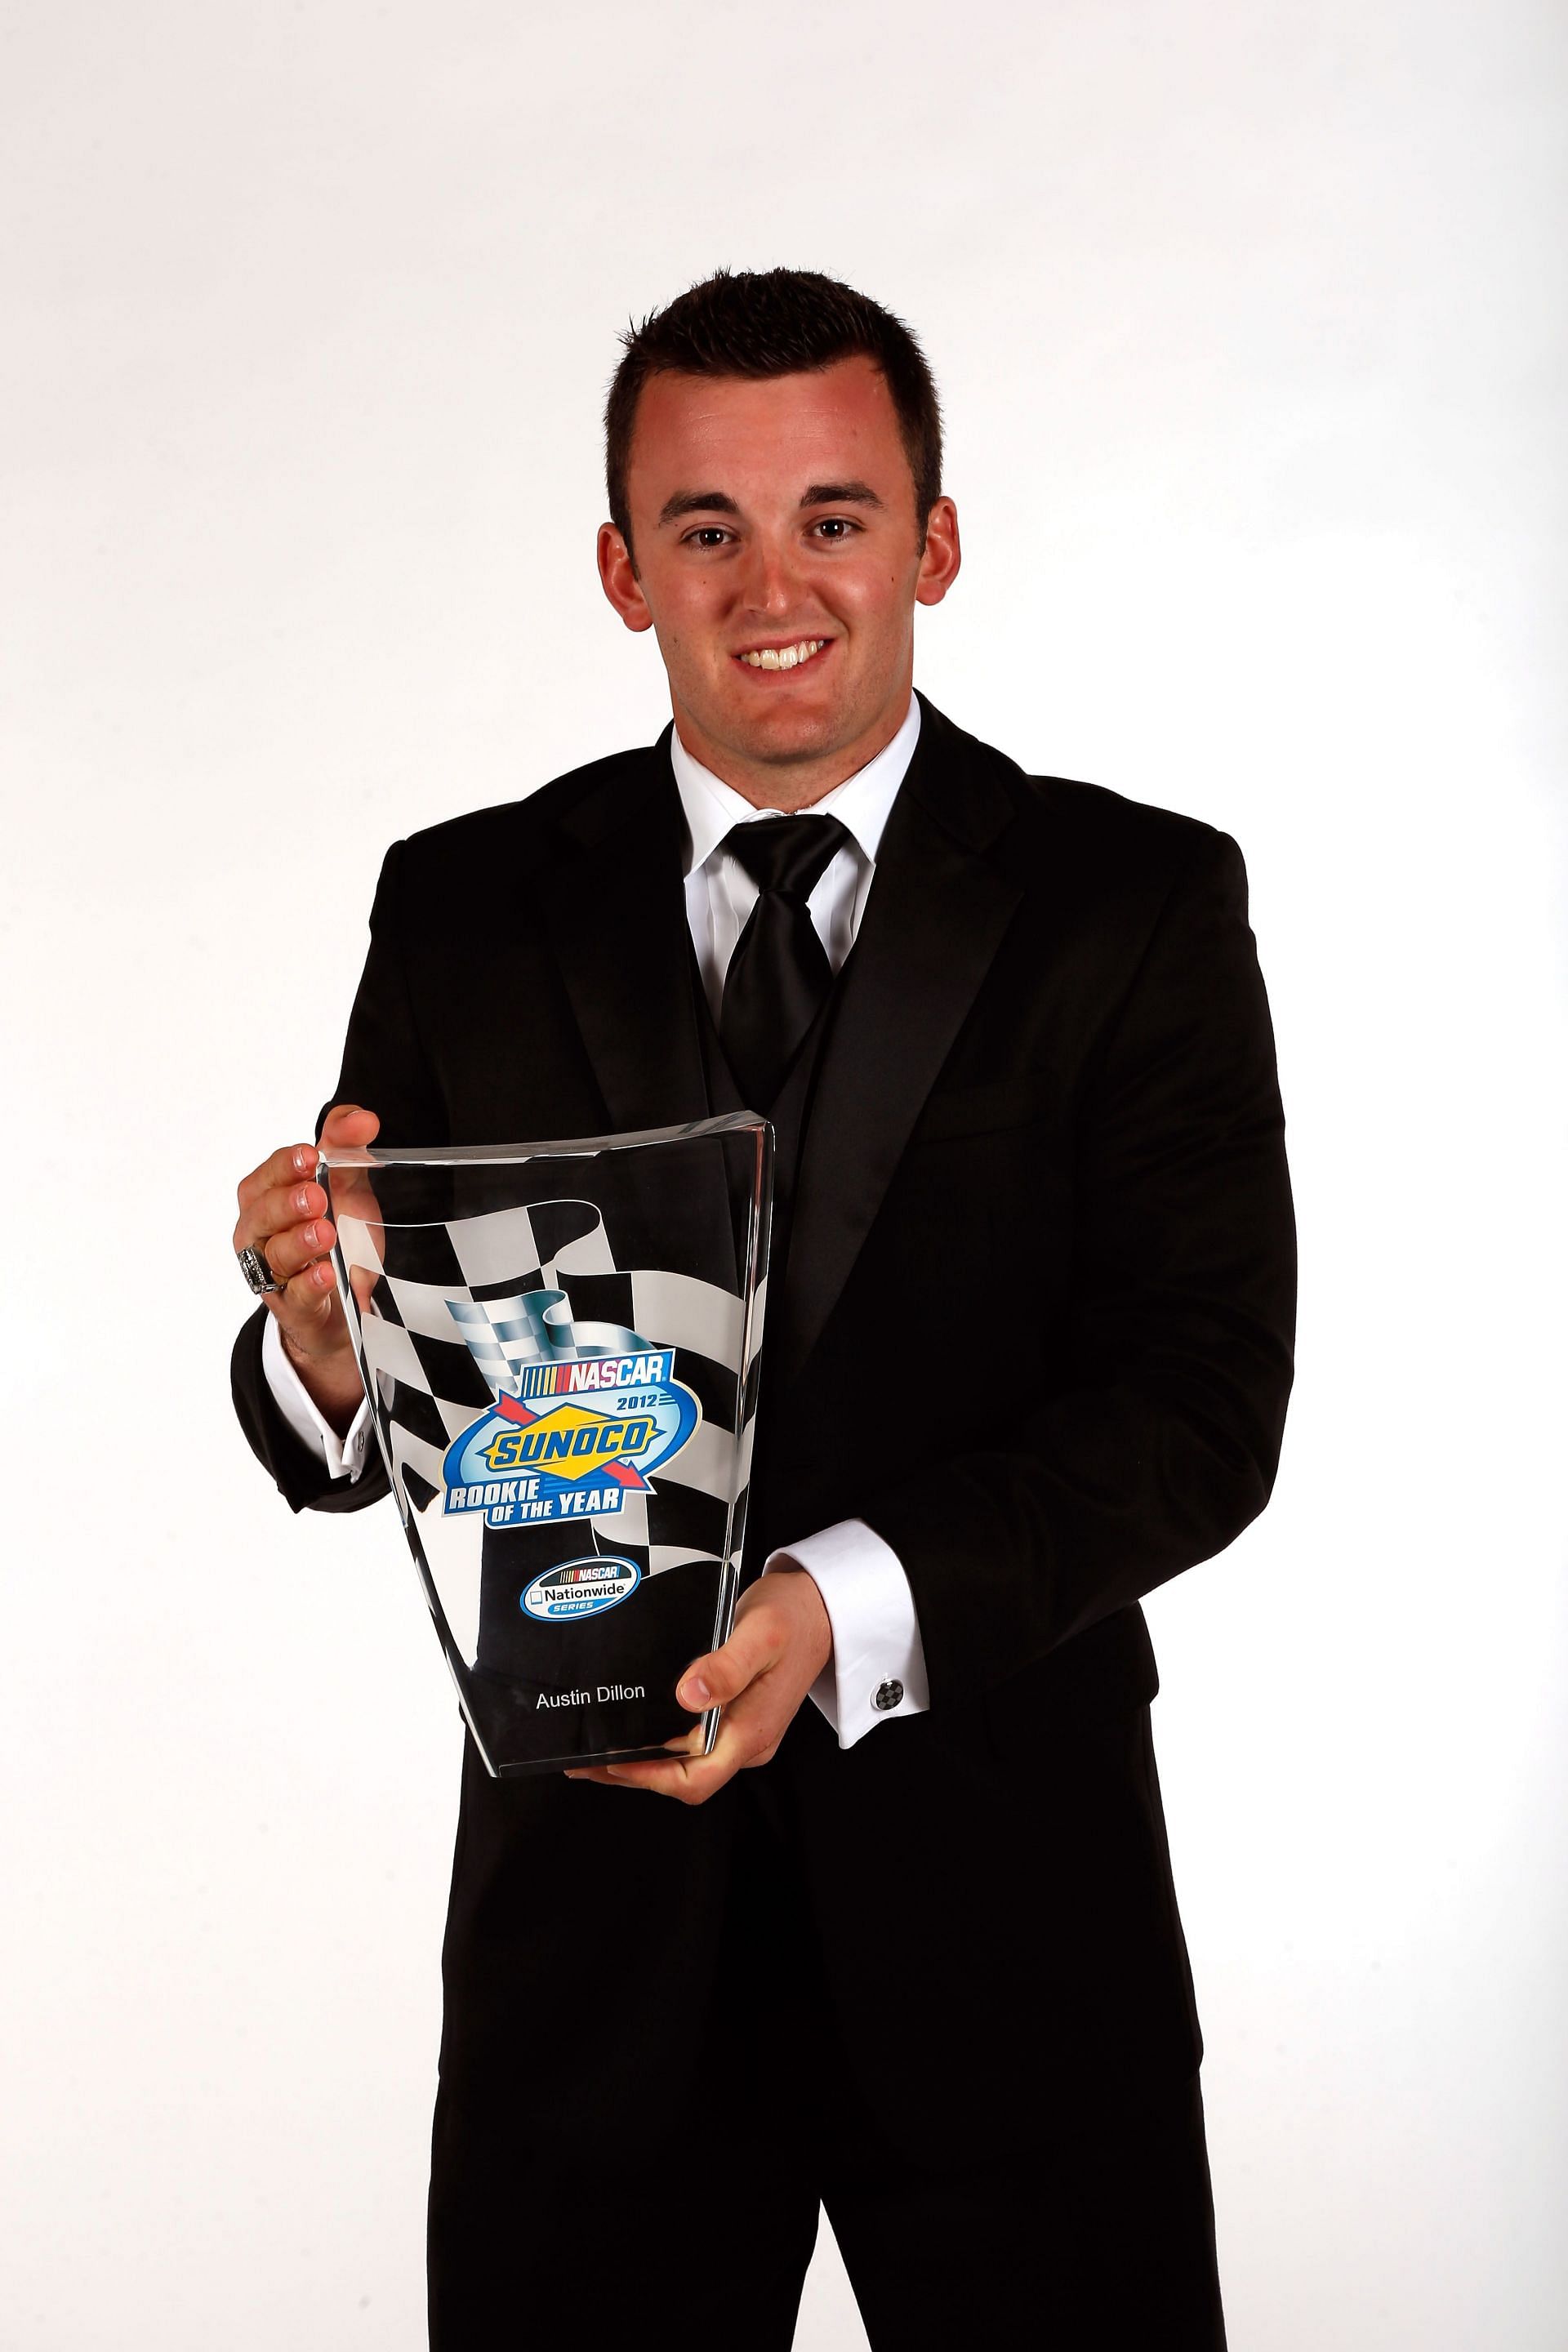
[520,1556,640,1622]
[441,1348,701,1530]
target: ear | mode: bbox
[598,523,655,633]
[915,497,961,608]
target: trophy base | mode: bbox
[488,1717,720,1780]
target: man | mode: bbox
[232,269,1294,2349]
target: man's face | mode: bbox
[598,355,960,801]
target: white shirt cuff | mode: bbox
[764,1518,929,1749]
[261,1311,373,1482]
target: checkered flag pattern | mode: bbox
[336,1196,763,1579]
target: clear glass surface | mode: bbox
[320,1114,771,1776]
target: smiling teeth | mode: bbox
[739,639,826,670]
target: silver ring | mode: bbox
[238,1244,283,1298]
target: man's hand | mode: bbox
[565,1569,831,1804]
[233,1102,381,1434]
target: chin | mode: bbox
[726,700,844,764]
[748,710,836,750]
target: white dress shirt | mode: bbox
[263,695,931,1748]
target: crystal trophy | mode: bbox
[319,1113,771,1777]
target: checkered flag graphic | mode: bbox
[337,1196,762,1578]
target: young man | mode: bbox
[233,269,1294,2350]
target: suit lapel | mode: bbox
[545,730,710,1136]
[775,698,1025,1391]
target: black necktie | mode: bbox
[718,815,850,1111]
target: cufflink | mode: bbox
[872,1679,904,1713]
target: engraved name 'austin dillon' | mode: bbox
[536,1684,647,1710]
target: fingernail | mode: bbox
[301,1223,318,1249]
[294,1187,311,1213]
[680,1675,711,1708]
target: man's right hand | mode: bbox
[233,1102,380,1435]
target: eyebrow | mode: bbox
[657,489,741,525]
[656,479,887,527]
[800,480,884,510]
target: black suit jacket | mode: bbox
[234,693,1294,2169]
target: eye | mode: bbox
[684,526,733,550]
[812,517,860,541]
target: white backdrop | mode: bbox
[2,4,1564,2345]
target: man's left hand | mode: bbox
[564,1568,831,1804]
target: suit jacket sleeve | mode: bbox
[859,828,1296,1707]
[230,839,449,1513]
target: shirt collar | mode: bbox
[670,694,922,879]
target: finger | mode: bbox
[264,1214,338,1284]
[561,1722,705,1790]
[316,1105,383,1249]
[688,1671,789,1766]
[266,1239,372,1341]
[237,1141,318,1216]
[561,1757,712,1790]
[592,1699,778,1803]
[675,1610,785,1713]
[593,1748,728,1802]
[269,1254,342,1331]
[234,1174,330,1256]
[318,1102,381,1166]
[322,1162,381,1248]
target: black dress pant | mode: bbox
[431,2019,1223,2350]
[811,2067,1225,2350]
[427,1757,1225,2351]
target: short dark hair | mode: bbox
[605,267,943,556]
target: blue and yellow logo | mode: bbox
[441,1348,699,1530]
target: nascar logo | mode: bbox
[517,1351,674,1400]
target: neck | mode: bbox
[671,683,914,811]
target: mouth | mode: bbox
[732,636,831,675]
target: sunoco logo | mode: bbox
[441,1347,701,1530]
[521,1556,641,1623]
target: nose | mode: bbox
[736,528,802,620]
